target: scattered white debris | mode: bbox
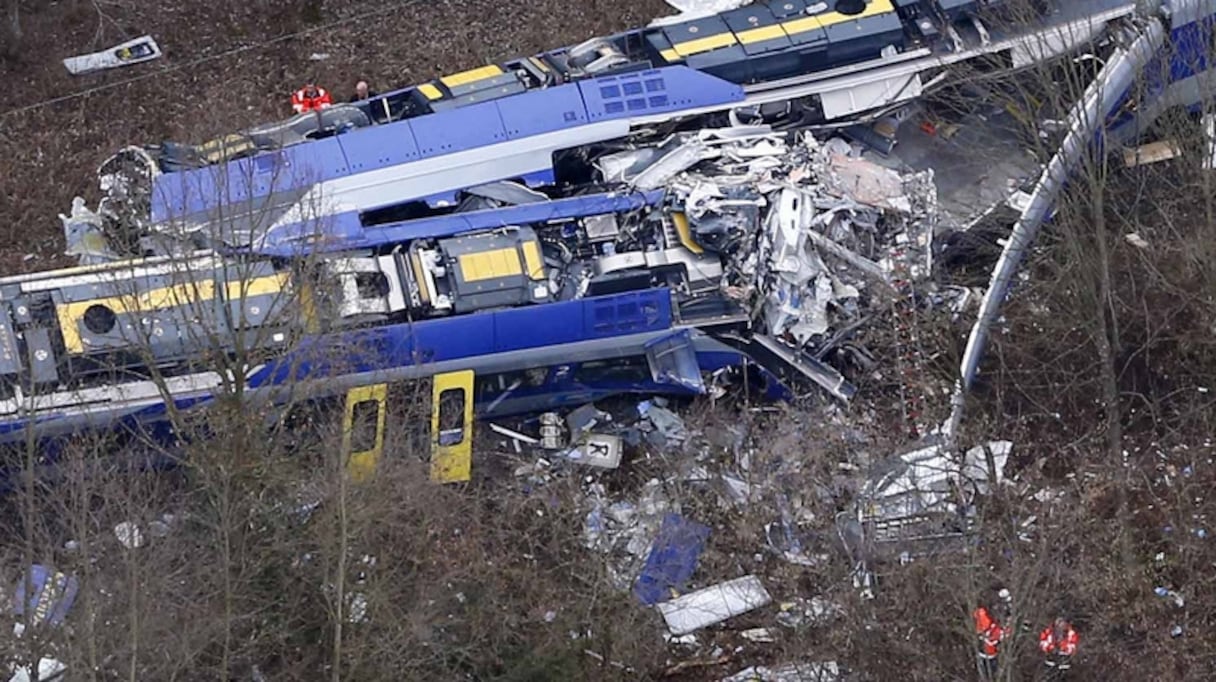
[740,627,776,643]
[63,35,161,75]
[962,440,1012,494]
[7,658,65,682]
[665,632,699,647]
[347,591,369,623]
[775,597,842,628]
[658,574,772,635]
[489,422,539,445]
[114,521,146,549]
[1124,232,1150,249]
[720,661,841,682]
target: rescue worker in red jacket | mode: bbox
[1039,618,1079,671]
[973,604,1009,676]
[291,83,333,114]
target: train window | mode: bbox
[349,399,380,453]
[573,356,649,383]
[436,388,466,446]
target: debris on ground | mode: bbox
[63,35,161,75]
[719,661,841,682]
[567,403,613,441]
[739,627,776,643]
[1154,586,1185,608]
[633,513,710,605]
[638,400,688,449]
[1122,140,1182,167]
[584,479,678,590]
[774,597,843,629]
[657,574,772,635]
[1124,232,1150,249]
[11,565,79,633]
[6,658,66,682]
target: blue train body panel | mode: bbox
[633,513,711,605]
[148,66,744,230]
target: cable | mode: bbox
[1,0,422,119]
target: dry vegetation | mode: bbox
[1,1,1215,680]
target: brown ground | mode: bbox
[0,0,671,273]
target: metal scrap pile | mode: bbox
[604,125,939,378]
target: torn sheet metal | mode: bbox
[775,597,843,629]
[859,439,1012,523]
[658,574,772,635]
[566,403,612,441]
[637,126,936,399]
[464,181,549,205]
[631,137,721,189]
[633,513,710,605]
[585,479,677,590]
[638,400,688,449]
[7,658,66,682]
[720,661,841,682]
[11,565,79,630]
[60,197,119,265]
[63,35,161,75]
[961,440,1011,495]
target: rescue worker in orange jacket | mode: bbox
[291,83,333,114]
[1039,618,1079,671]
[973,605,1009,676]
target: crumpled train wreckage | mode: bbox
[10,0,1216,676]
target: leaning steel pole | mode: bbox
[944,8,1169,442]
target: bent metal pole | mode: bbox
[945,10,1169,441]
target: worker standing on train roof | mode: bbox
[291,82,333,114]
[1039,617,1080,675]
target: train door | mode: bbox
[430,370,474,483]
[342,383,387,482]
[644,329,707,394]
